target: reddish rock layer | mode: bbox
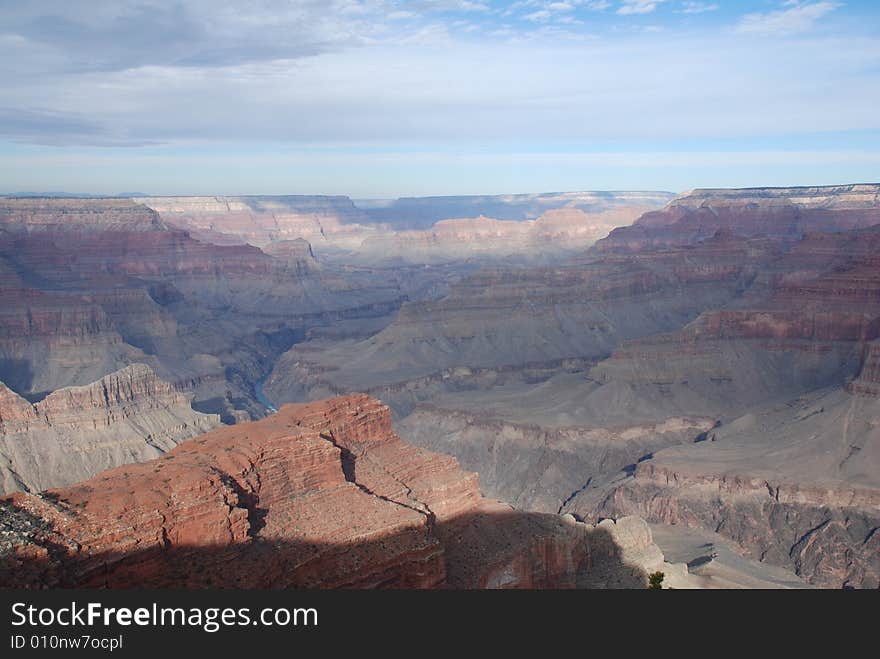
[596,184,880,253]
[0,395,644,589]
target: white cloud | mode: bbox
[617,0,667,15]
[0,0,877,151]
[679,2,719,14]
[736,1,841,37]
[525,9,554,21]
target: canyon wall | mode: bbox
[596,184,880,253]
[139,192,670,264]
[265,230,773,412]
[0,364,219,495]
[577,387,880,588]
[0,197,408,426]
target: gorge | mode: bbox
[1,185,878,588]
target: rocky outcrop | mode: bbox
[0,364,219,494]
[140,195,376,251]
[260,238,320,275]
[590,462,880,589]
[350,207,655,265]
[0,395,686,589]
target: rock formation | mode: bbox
[264,230,773,413]
[139,192,670,265]
[0,395,688,589]
[596,184,880,253]
[0,197,407,422]
[0,364,218,495]
[577,386,880,588]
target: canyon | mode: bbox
[261,185,880,588]
[1,184,878,588]
[0,191,661,497]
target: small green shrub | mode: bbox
[648,571,665,589]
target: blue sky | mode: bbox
[1,0,878,196]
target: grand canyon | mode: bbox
[1,185,877,589]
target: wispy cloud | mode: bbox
[679,2,719,14]
[617,0,667,15]
[736,1,841,37]
[2,2,876,144]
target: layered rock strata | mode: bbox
[0,395,685,589]
[596,184,880,253]
[0,364,219,495]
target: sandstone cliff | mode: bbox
[358,191,675,229]
[849,342,880,397]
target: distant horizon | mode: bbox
[4,180,880,202]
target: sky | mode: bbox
[1,0,878,197]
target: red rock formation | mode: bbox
[0,395,658,589]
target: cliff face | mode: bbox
[0,364,219,495]
[266,231,774,409]
[849,342,880,397]
[556,377,880,588]
[596,184,880,253]
[0,197,407,421]
[139,195,375,251]
[0,395,684,589]
[587,455,880,589]
[350,207,655,265]
[398,405,713,513]
[140,193,670,265]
